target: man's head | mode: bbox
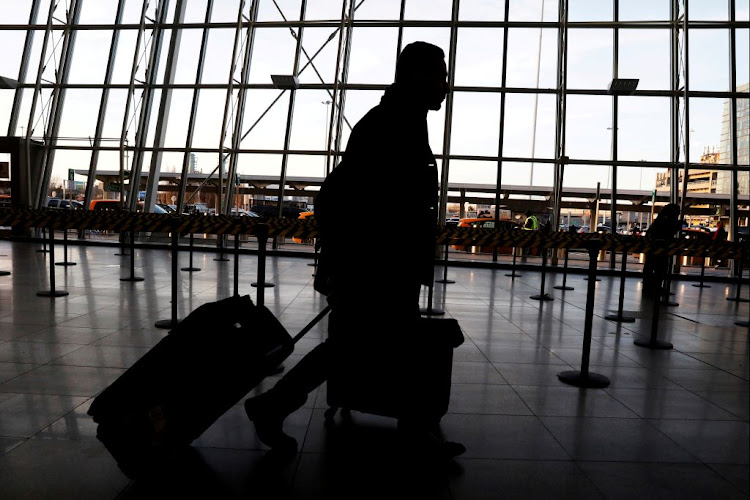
[394,42,448,111]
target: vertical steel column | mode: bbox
[85,0,126,209]
[551,0,569,232]
[275,0,307,220]
[492,0,512,265]
[610,0,619,268]
[679,0,691,219]
[326,1,349,175]
[395,0,406,75]
[127,0,171,211]
[332,1,355,159]
[438,0,460,229]
[669,0,681,204]
[35,0,84,209]
[728,0,739,243]
[144,0,187,213]
[177,0,214,216]
[217,0,247,215]
[7,0,41,136]
[119,0,151,211]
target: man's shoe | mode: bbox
[244,391,305,454]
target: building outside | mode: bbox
[716,82,750,196]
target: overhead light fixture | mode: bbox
[271,74,300,90]
[0,76,19,89]
[607,78,639,96]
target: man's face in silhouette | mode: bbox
[424,57,449,111]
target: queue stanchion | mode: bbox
[251,224,273,306]
[530,247,553,301]
[214,234,230,262]
[37,227,69,298]
[692,248,710,288]
[55,229,76,267]
[233,233,240,297]
[181,233,201,272]
[37,227,49,253]
[420,280,445,316]
[558,239,610,388]
[634,282,673,350]
[436,241,455,285]
[114,230,129,256]
[726,253,749,303]
[660,255,679,307]
[553,247,575,291]
[155,228,181,329]
[605,247,635,323]
[120,229,144,282]
[0,270,9,277]
[506,246,522,278]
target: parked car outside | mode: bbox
[451,218,521,254]
[46,198,83,209]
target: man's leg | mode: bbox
[244,341,331,452]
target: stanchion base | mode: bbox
[114,252,129,256]
[420,307,445,316]
[307,263,317,267]
[530,293,554,301]
[213,257,230,262]
[553,285,574,290]
[735,320,749,327]
[692,283,710,288]
[660,299,679,306]
[633,338,673,349]
[505,273,521,278]
[155,318,181,329]
[36,249,49,253]
[181,267,201,272]
[605,314,636,323]
[557,370,610,388]
[251,282,275,288]
[0,271,10,277]
[120,276,145,282]
[583,277,601,282]
[726,297,750,303]
[36,290,69,297]
[55,262,76,267]
[436,279,455,284]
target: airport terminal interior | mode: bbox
[1,1,749,498]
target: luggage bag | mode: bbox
[87,295,329,479]
[324,316,464,424]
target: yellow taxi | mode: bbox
[451,217,521,254]
[292,211,315,244]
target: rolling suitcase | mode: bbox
[87,295,329,479]
[324,316,464,424]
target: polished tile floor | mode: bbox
[0,239,748,499]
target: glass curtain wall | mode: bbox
[0,0,748,259]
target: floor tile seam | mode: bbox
[599,387,736,420]
[667,350,750,383]
[659,383,750,421]
[639,417,742,465]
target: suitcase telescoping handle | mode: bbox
[291,305,331,344]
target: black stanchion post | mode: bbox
[531,248,553,301]
[605,248,635,323]
[634,285,673,350]
[37,227,49,253]
[55,229,76,267]
[726,256,749,303]
[436,241,455,285]
[251,224,274,306]
[37,228,68,297]
[214,234,230,262]
[420,281,445,316]
[660,256,679,306]
[181,233,201,272]
[233,233,240,297]
[692,249,710,288]
[114,230,128,256]
[558,239,610,388]
[155,229,181,329]
[120,229,144,282]
[553,247,574,291]
[506,246,522,278]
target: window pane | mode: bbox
[347,28,399,85]
[566,95,612,161]
[618,96,670,162]
[79,0,119,24]
[355,0,402,19]
[689,30,730,91]
[68,31,113,83]
[450,92,501,157]
[447,159,498,186]
[241,90,291,151]
[202,29,237,84]
[508,0,558,22]
[289,89,336,151]
[297,28,345,85]
[619,0,670,21]
[172,29,204,84]
[567,29,613,90]
[737,29,749,88]
[568,0,613,22]
[460,0,506,21]
[503,93,556,160]
[688,0,728,21]
[506,28,558,88]
[249,29,297,84]
[404,0,453,20]
[689,98,726,166]
[618,30,670,91]
[454,29,504,87]
[257,0,301,22]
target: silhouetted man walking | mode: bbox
[244,41,464,460]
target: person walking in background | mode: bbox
[642,203,681,294]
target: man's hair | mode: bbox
[395,41,445,84]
